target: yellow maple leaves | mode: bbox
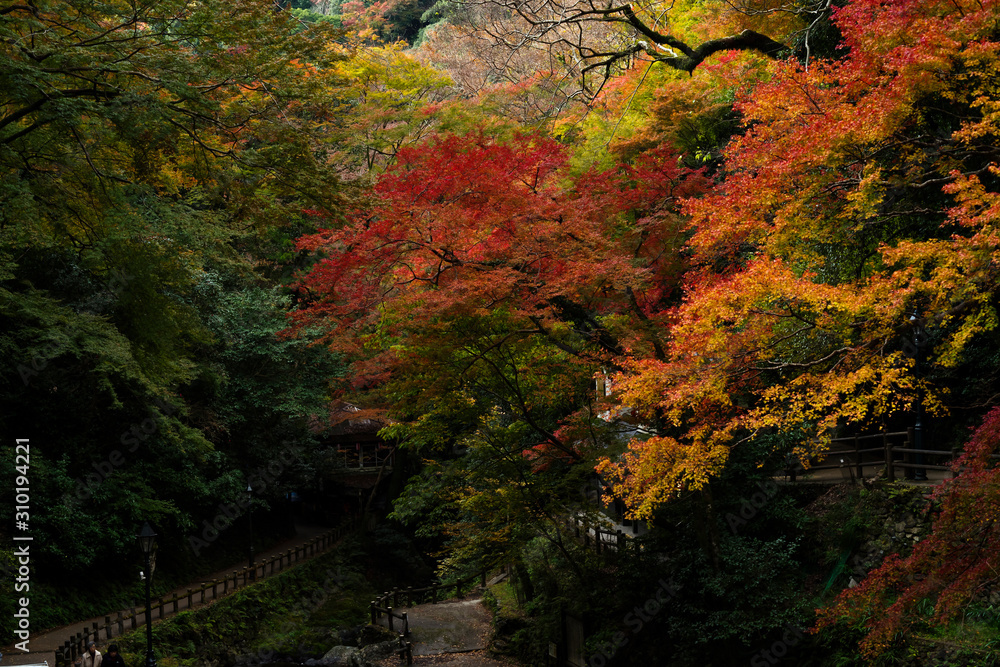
[598,0,1000,520]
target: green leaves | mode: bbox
[0,0,355,617]
[202,281,342,466]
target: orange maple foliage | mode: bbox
[599,0,1000,517]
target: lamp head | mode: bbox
[138,522,157,556]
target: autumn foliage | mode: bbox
[816,407,1000,657]
[286,0,1000,530]
[598,0,1000,517]
[290,132,704,397]
[288,3,1000,649]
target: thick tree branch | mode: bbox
[461,0,790,98]
[0,88,119,136]
[1,3,39,15]
[623,1,788,74]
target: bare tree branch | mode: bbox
[448,0,791,100]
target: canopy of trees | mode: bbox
[288,0,1000,659]
[7,0,1000,661]
[0,0,347,629]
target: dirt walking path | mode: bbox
[2,523,339,666]
[374,595,521,667]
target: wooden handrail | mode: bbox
[56,516,361,667]
[829,430,910,443]
[369,605,410,636]
[370,567,488,618]
[787,429,958,483]
[569,517,633,557]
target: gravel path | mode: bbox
[405,598,490,656]
[374,596,520,666]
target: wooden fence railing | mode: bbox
[370,568,488,621]
[569,516,639,557]
[338,444,394,470]
[370,603,409,636]
[369,568,489,643]
[394,633,413,665]
[787,428,958,483]
[57,516,361,667]
[368,568,487,664]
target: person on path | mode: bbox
[77,641,102,667]
[103,645,126,667]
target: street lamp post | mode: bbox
[910,313,927,481]
[137,522,157,667]
[247,484,255,581]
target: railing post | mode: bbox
[173,593,179,614]
[906,427,916,480]
[388,606,394,633]
[884,431,895,482]
[104,616,112,639]
[157,598,164,619]
[130,606,137,630]
[402,611,409,637]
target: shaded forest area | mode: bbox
[6,0,1000,664]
